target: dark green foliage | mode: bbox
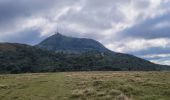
[0,33,169,73]
[0,43,57,73]
[0,43,167,74]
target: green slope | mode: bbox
[0,42,167,73]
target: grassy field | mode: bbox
[0,72,170,100]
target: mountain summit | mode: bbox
[35,33,168,71]
[37,33,111,54]
[0,33,169,74]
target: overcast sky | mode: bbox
[0,0,170,65]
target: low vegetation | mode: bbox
[0,71,170,100]
[1,33,169,74]
[1,43,166,74]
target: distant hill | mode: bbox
[0,34,169,74]
[0,43,57,73]
[36,33,112,54]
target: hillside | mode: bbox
[0,43,162,73]
[0,43,57,73]
[36,33,164,71]
[0,34,169,73]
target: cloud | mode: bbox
[0,29,45,45]
[117,13,170,40]
[0,0,77,34]
[106,38,170,53]
[0,0,170,65]
[150,57,170,65]
[141,53,170,60]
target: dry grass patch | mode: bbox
[0,72,170,100]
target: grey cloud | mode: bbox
[0,0,55,22]
[133,0,150,9]
[58,0,126,31]
[0,29,45,45]
[0,0,54,33]
[0,0,78,32]
[130,47,170,56]
[128,47,170,65]
[145,56,170,62]
[150,57,170,65]
[118,13,170,39]
[0,0,170,65]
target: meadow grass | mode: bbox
[0,71,170,100]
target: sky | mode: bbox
[0,0,170,65]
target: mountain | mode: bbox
[36,33,112,54]
[36,33,167,71]
[0,34,169,74]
